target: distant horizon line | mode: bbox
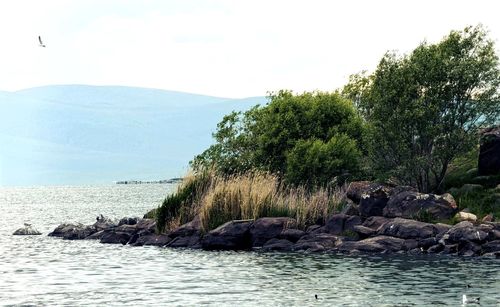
[1,83,269,100]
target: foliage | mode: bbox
[285,134,361,186]
[155,171,212,233]
[191,91,364,186]
[344,25,500,192]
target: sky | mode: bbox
[1,0,500,98]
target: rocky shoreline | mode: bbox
[17,181,500,258]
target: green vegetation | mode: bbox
[443,149,500,220]
[154,25,500,230]
[156,170,347,232]
[191,90,364,186]
[344,25,500,193]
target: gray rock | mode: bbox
[169,216,202,238]
[446,222,488,243]
[337,236,405,253]
[340,199,360,216]
[201,220,253,250]
[306,224,323,233]
[132,234,172,247]
[93,215,117,231]
[166,235,200,248]
[384,190,457,220]
[48,223,97,240]
[13,225,41,235]
[482,240,500,253]
[359,185,392,217]
[135,218,156,234]
[118,217,139,226]
[346,181,375,203]
[249,217,297,247]
[293,233,341,251]
[362,216,392,230]
[85,230,105,240]
[419,237,438,249]
[352,225,377,239]
[262,238,294,251]
[378,218,440,239]
[100,231,132,245]
[278,229,305,243]
[324,214,361,235]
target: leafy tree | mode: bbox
[191,91,364,185]
[285,134,361,186]
[345,25,500,192]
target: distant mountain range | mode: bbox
[0,85,265,186]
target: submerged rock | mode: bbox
[293,233,342,252]
[13,224,42,235]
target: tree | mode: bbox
[346,25,500,192]
[191,90,364,186]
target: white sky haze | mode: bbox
[1,0,499,98]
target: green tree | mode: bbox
[345,26,500,192]
[285,134,361,186]
[191,90,364,186]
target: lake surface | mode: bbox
[0,185,499,306]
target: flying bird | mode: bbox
[38,36,46,47]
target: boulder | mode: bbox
[359,185,392,217]
[293,233,341,252]
[346,181,374,203]
[118,217,139,226]
[85,230,105,240]
[249,217,297,247]
[384,191,457,220]
[262,238,294,252]
[135,218,156,234]
[362,216,392,230]
[278,229,305,243]
[352,225,377,239]
[455,211,477,223]
[48,223,97,240]
[166,235,201,248]
[169,216,202,238]
[482,240,500,253]
[478,126,500,175]
[132,234,171,247]
[340,199,360,216]
[93,215,116,231]
[100,231,132,245]
[13,225,41,235]
[324,214,361,235]
[337,236,405,253]
[201,220,253,250]
[445,221,488,243]
[378,218,440,239]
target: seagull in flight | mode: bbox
[38,36,46,47]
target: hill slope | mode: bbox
[0,85,265,186]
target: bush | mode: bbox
[285,134,361,186]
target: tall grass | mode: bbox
[156,170,347,233]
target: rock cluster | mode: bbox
[46,182,499,258]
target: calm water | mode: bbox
[0,185,499,306]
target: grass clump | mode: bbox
[155,170,347,233]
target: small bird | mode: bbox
[315,294,318,300]
[462,294,480,304]
[38,36,46,47]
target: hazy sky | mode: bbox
[1,0,499,98]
